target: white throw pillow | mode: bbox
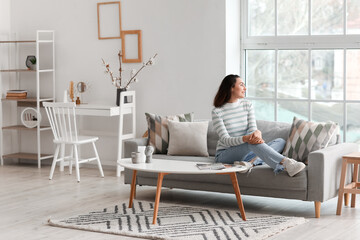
[167,121,209,157]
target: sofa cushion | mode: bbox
[207,121,218,156]
[282,117,338,163]
[256,120,291,143]
[167,121,209,157]
[145,112,194,154]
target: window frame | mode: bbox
[240,0,360,142]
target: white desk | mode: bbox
[59,91,136,176]
[75,104,128,117]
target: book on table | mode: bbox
[196,163,247,170]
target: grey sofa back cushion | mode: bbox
[207,119,292,156]
[256,120,291,143]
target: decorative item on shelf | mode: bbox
[145,146,154,163]
[76,97,81,105]
[75,81,89,104]
[6,90,27,99]
[101,50,157,106]
[25,56,36,70]
[63,90,69,102]
[69,81,74,102]
[21,107,41,128]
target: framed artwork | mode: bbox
[97,1,122,40]
[121,30,143,63]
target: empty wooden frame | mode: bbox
[97,1,122,40]
[121,30,143,63]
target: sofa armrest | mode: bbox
[123,138,148,158]
[307,143,358,202]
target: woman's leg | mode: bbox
[242,138,286,166]
[215,144,250,164]
[247,142,286,173]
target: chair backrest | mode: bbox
[43,102,78,142]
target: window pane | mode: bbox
[246,50,275,98]
[312,0,343,35]
[249,0,275,36]
[347,0,360,34]
[278,101,308,123]
[277,0,308,35]
[311,50,343,100]
[252,100,275,121]
[347,103,360,143]
[278,50,308,99]
[311,102,343,137]
[346,50,360,100]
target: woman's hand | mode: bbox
[252,130,262,140]
[242,130,264,144]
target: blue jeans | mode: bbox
[215,138,286,174]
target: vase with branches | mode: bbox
[102,51,157,105]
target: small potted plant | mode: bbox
[25,56,36,70]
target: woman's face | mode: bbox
[231,78,246,99]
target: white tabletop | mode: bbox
[119,158,247,174]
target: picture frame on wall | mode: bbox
[121,30,142,63]
[97,1,122,40]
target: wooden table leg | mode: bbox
[344,193,350,206]
[351,163,358,208]
[153,172,167,224]
[229,172,246,221]
[336,159,347,215]
[129,170,137,208]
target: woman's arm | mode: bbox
[212,110,245,146]
[246,102,257,135]
[245,102,264,144]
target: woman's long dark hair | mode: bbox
[213,74,240,108]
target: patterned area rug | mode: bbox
[48,200,307,240]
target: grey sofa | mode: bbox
[123,120,358,218]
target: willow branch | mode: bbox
[118,50,122,87]
[123,53,158,89]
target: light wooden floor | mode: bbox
[1,163,359,240]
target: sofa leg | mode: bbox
[314,201,321,218]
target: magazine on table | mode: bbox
[196,163,246,170]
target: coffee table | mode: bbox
[119,158,248,224]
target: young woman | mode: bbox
[212,74,305,177]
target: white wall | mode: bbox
[225,0,241,75]
[0,0,10,33]
[9,0,230,166]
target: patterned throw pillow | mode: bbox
[145,112,194,154]
[282,117,339,163]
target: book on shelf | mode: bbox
[6,90,28,99]
[6,96,27,99]
[7,90,28,93]
[196,163,247,170]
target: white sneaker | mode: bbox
[283,158,306,177]
[234,161,253,173]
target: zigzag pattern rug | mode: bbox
[48,200,307,240]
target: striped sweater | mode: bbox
[211,99,257,151]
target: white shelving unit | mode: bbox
[0,30,55,168]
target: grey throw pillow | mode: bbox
[167,121,209,157]
[145,112,194,154]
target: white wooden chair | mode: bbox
[43,102,104,182]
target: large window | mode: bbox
[242,0,360,143]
